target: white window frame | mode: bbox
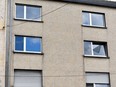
[84,41,107,57]
[16,4,42,21]
[14,36,42,53]
[83,12,105,27]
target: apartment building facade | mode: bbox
[3,0,116,87]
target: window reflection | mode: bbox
[84,41,107,57]
[84,42,92,55]
[82,12,105,27]
[15,36,42,53]
[15,36,24,51]
[16,5,24,18]
[26,6,41,20]
[83,12,90,25]
[16,4,41,21]
[26,37,41,52]
[93,44,106,56]
[91,13,104,26]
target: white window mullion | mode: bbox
[91,42,94,56]
[24,37,26,52]
[24,6,26,19]
[90,13,92,26]
[94,83,96,87]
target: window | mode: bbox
[86,73,110,87]
[15,36,42,53]
[82,12,106,27]
[16,4,41,21]
[84,41,107,57]
[14,70,42,87]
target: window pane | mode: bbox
[91,13,105,26]
[82,12,90,25]
[15,36,24,51]
[96,84,109,87]
[84,42,92,55]
[26,37,42,52]
[26,6,41,20]
[16,5,24,18]
[93,43,106,56]
[86,84,93,87]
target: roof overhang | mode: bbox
[53,0,116,8]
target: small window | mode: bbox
[82,12,106,27]
[14,70,42,87]
[16,4,41,21]
[86,73,110,87]
[84,41,108,57]
[15,36,42,53]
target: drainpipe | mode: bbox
[5,0,12,87]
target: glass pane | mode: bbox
[86,84,93,87]
[91,13,105,27]
[82,12,90,25]
[15,36,24,51]
[26,37,42,52]
[93,43,106,56]
[16,5,24,18]
[84,42,92,55]
[96,84,109,87]
[26,6,41,20]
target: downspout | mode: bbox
[5,0,12,87]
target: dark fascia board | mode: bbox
[54,0,116,8]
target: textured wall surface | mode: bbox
[11,0,116,87]
[0,0,5,87]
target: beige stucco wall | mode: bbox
[11,0,116,87]
[0,30,5,87]
[0,0,6,87]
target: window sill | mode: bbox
[14,18,44,23]
[83,55,110,59]
[13,51,44,55]
[82,25,107,29]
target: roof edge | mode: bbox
[52,0,116,8]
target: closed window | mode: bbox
[82,12,106,27]
[14,70,42,87]
[86,73,110,87]
[16,4,41,21]
[15,36,42,53]
[84,41,108,57]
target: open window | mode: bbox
[84,41,108,57]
